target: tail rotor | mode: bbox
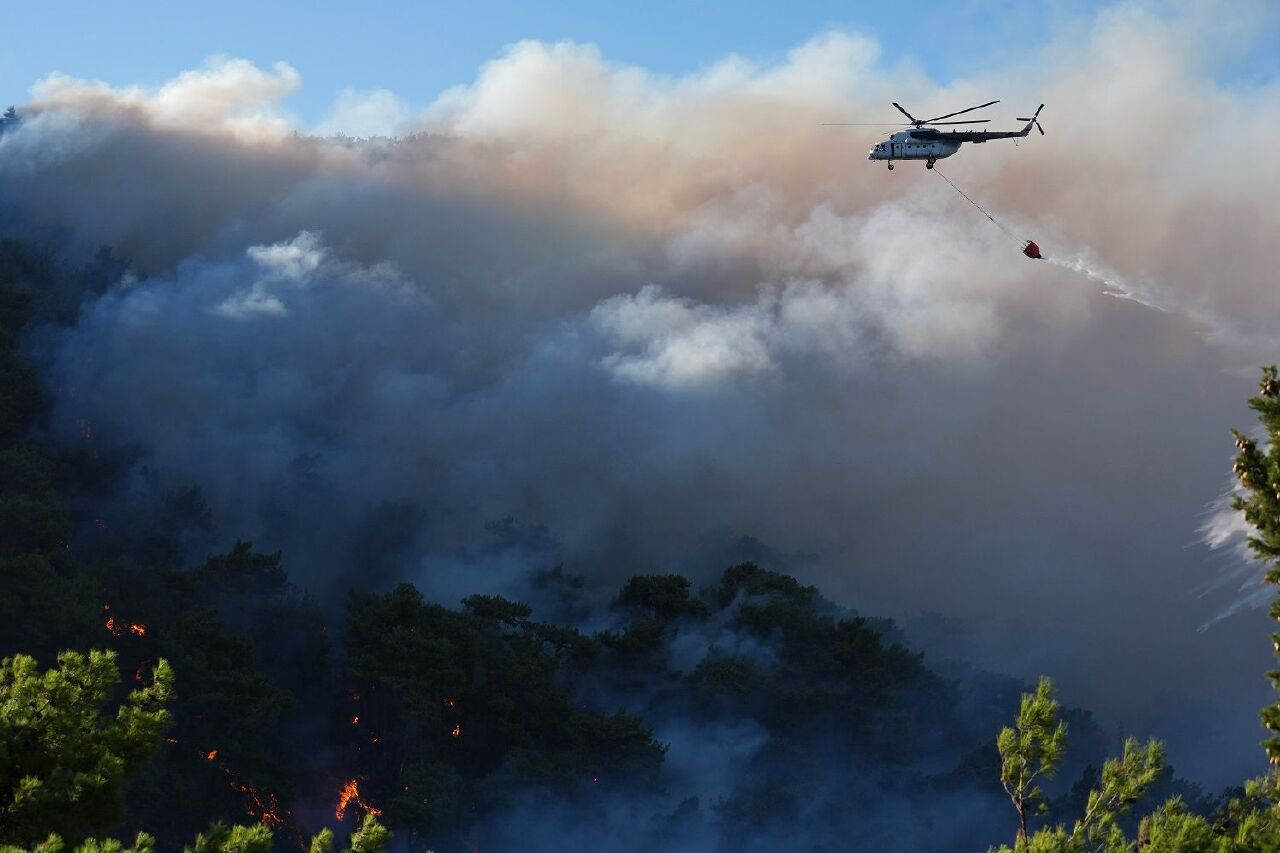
[1016,104,1045,136]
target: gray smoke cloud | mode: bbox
[2,2,1277,787]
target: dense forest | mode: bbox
[3,235,1280,853]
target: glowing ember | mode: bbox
[443,697,457,708]
[335,779,382,822]
[203,753,288,829]
[105,616,122,636]
[129,623,147,637]
[230,777,286,827]
[350,715,359,725]
[164,737,178,744]
[451,724,462,737]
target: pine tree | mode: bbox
[1231,365,1280,761]
[998,676,1068,842]
[0,651,173,847]
[993,680,1164,852]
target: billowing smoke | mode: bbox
[2,2,1278,788]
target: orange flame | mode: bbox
[103,608,147,638]
[206,749,218,761]
[335,780,357,821]
[335,779,381,822]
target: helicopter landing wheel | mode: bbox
[887,162,894,170]
[926,159,936,169]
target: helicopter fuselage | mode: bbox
[867,129,962,166]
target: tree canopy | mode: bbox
[0,652,172,847]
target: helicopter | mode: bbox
[827,101,1044,170]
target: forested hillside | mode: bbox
[2,238,1280,852]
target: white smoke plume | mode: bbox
[3,1,1279,786]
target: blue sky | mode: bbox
[3,0,1127,122]
[6,1,1278,123]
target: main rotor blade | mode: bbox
[821,122,910,126]
[924,99,999,123]
[891,102,920,124]
[1036,122,1045,135]
[931,119,990,125]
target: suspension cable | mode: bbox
[933,167,1020,245]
